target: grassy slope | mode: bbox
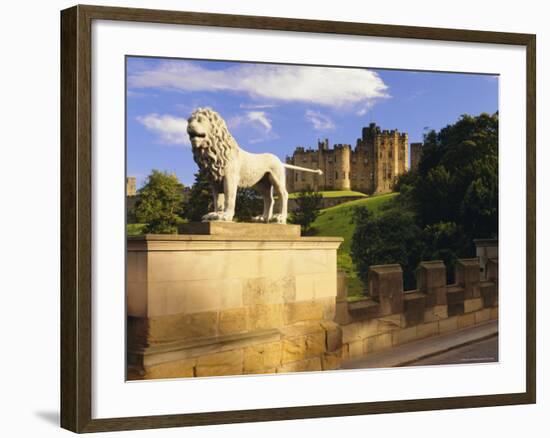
[312,192,397,297]
[289,190,367,199]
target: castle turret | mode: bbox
[334,144,351,190]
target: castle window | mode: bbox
[335,171,338,179]
[301,173,306,181]
[295,173,298,182]
[389,150,393,158]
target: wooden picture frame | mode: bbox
[61,4,536,433]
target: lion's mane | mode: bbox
[190,108,237,182]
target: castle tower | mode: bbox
[126,176,137,197]
[333,144,351,190]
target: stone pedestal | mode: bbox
[127,223,343,379]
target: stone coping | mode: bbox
[128,234,343,251]
[179,221,301,238]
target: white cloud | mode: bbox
[305,110,335,131]
[136,113,190,146]
[239,103,277,109]
[228,111,277,144]
[128,61,389,109]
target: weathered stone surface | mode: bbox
[218,308,248,335]
[474,308,491,324]
[464,297,484,314]
[179,221,301,238]
[446,286,465,317]
[377,314,406,332]
[455,258,481,299]
[366,333,392,353]
[403,292,427,326]
[243,342,282,372]
[148,311,218,343]
[341,319,378,343]
[284,301,324,325]
[368,264,404,315]
[347,340,365,358]
[321,321,343,352]
[486,258,498,283]
[306,331,326,357]
[457,312,476,329]
[438,316,458,334]
[243,276,296,305]
[248,303,283,330]
[321,350,342,370]
[244,367,277,375]
[145,358,196,379]
[392,326,417,346]
[195,350,243,377]
[417,260,447,306]
[417,321,439,339]
[480,282,498,308]
[282,336,307,363]
[277,357,322,373]
[424,305,448,322]
[490,307,499,320]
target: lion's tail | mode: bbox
[283,163,323,175]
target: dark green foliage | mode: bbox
[351,112,498,290]
[351,205,424,290]
[289,190,323,235]
[234,188,263,222]
[182,170,211,222]
[132,170,185,234]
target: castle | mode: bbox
[286,123,422,194]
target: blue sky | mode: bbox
[126,56,498,187]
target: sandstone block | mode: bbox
[243,342,282,372]
[490,307,499,320]
[403,292,427,326]
[306,331,326,357]
[424,304,448,322]
[438,316,458,334]
[284,301,324,325]
[457,312,476,329]
[417,321,439,339]
[417,260,447,306]
[321,321,343,352]
[366,333,392,353]
[148,311,218,343]
[348,340,365,358]
[218,308,248,335]
[248,303,283,330]
[464,297,484,314]
[243,276,296,306]
[321,350,342,370]
[341,320,378,344]
[368,264,404,315]
[277,357,322,373]
[196,350,243,377]
[455,258,481,299]
[392,326,417,346]
[145,358,196,379]
[377,314,406,333]
[474,308,492,324]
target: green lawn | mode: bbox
[289,190,367,199]
[312,192,397,297]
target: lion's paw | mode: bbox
[251,215,269,223]
[201,211,221,222]
[269,214,287,224]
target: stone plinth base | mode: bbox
[127,226,343,380]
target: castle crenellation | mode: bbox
[286,122,423,194]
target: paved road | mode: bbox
[407,335,498,366]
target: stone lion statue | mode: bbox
[187,108,322,224]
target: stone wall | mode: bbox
[335,258,498,361]
[126,223,344,380]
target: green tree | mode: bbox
[289,190,323,235]
[351,206,424,290]
[182,170,211,222]
[234,188,263,222]
[132,170,185,234]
